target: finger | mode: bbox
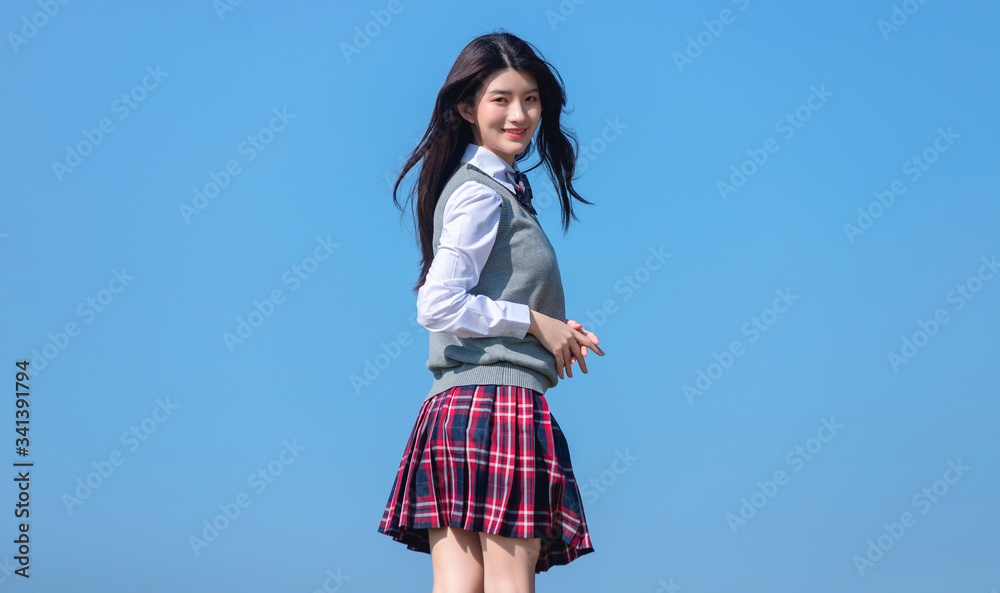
[571,341,588,374]
[586,334,604,356]
[573,328,604,356]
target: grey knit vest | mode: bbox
[423,161,566,401]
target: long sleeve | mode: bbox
[416,181,532,339]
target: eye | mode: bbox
[493,96,539,103]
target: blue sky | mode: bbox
[1,0,998,591]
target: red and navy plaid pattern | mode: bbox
[377,384,594,573]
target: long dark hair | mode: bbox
[390,29,593,294]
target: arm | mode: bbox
[416,181,531,339]
[417,181,606,379]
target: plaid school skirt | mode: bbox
[377,384,594,573]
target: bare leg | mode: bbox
[428,526,485,593]
[479,532,541,593]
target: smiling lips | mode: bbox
[504,127,526,138]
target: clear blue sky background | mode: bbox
[1,1,998,591]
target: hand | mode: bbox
[527,311,605,379]
[565,319,602,367]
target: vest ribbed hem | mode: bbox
[425,361,555,401]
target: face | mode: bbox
[458,68,541,168]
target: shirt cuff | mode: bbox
[503,302,531,339]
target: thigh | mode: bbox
[479,532,540,592]
[428,526,485,593]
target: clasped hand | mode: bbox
[527,310,606,380]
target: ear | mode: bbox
[457,99,476,125]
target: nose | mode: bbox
[508,100,529,121]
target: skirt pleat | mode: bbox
[377,384,594,573]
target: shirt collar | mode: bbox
[459,143,520,190]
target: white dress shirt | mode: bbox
[416,143,533,339]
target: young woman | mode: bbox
[379,30,605,592]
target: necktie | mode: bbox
[506,170,537,215]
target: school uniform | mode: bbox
[377,143,594,574]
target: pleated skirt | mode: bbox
[377,384,594,573]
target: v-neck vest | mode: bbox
[423,162,566,401]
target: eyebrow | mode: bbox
[487,88,540,95]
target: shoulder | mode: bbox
[441,179,503,222]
